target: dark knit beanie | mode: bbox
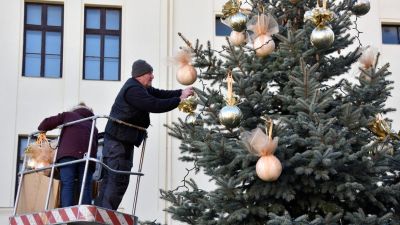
[131,59,153,78]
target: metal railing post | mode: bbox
[133,136,147,216]
[78,117,97,205]
[44,136,60,210]
[12,136,32,216]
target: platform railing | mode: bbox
[12,115,147,216]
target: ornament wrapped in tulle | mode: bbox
[242,122,282,181]
[358,46,378,82]
[247,13,279,57]
[174,48,197,85]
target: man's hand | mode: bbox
[180,87,194,100]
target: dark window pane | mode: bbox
[106,9,120,30]
[104,35,119,57]
[45,32,61,54]
[23,4,63,78]
[86,9,100,29]
[45,55,60,77]
[25,54,41,77]
[26,4,42,25]
[26,30,42,53]
[18,138,28,161]
[215,17,231,36]
[398,27,400,43]
[84,7,121,80]
[85,34,101,57]
[85,57,101,79]
[47,5,62,26]
[104,58,119,80]
[382,26,399,44]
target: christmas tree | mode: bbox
[161,0,400,224]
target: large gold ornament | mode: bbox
[228,12,248,32]
[218,72,242,128]
[222,0,248,32]
[219,105,243,128]
[304,0,336,49]
[351,0,370,16]
[185,113,203,125]
[310,25,335,49]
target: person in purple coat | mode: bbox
[38,102,98,207]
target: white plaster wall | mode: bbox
[0,0,22,211]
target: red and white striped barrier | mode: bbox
[9,205,137,225]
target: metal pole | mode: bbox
[78,117,96,205]
[45,135,60,210]
[133,136,147,216]
[13,136,32,216]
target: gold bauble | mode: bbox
[229,12,248,32]
[256,155,282,181]
[177,64,197,85]
[218,105,242,128]
[229,31,246,46]
[178,95,197,113]
[253,34,275,57]
[185,113,203,125]
[352,0,370,16]
[311,26,334,49]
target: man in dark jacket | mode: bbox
[95,59,193,210]
[38,102,98,207]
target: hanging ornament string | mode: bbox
[226,71,236,106]
[267,118,273,141]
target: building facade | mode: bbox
[0,0,399,224]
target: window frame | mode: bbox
[15,135,28,198]
[83,7,122,81]
[382,24,400,45]
[22,3,64,78]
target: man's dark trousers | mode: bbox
[95,135,134,210]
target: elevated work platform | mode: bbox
[9,205,137,225]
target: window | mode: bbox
[382,25,400,44]
[15,136,28,195]
[23,3,63,78]
[216,15,232,36]
[83,7,121,81]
